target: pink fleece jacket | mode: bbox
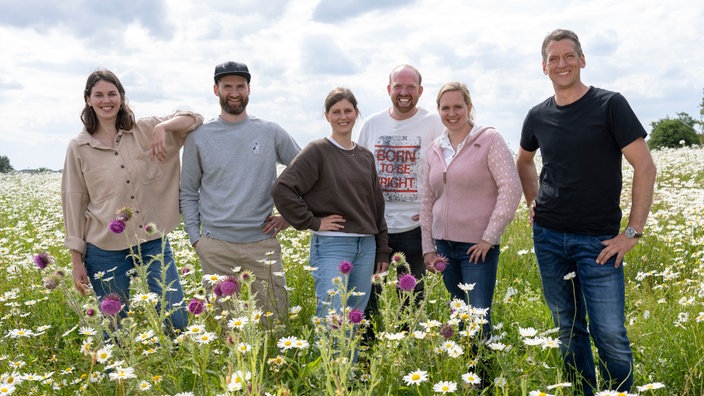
[420,126,522,254]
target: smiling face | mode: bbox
[387,66,423,119]
[325,98,358,136]
[437,90,471,134]
[542,39,586,91]
[85,80,122,123]
[215,75,250,116]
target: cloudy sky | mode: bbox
[1,0,702,170]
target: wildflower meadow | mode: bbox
[0,146,702,395]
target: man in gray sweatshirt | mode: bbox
[180,61,301,324]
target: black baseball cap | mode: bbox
[213,61,251,84]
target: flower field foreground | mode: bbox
[0,146,702,395]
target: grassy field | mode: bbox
[0,146,702,395]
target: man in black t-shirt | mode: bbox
[516,29,656,395]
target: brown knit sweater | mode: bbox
[272,138,391,262]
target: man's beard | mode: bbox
[220,95,249,115]
[393,96,417,114]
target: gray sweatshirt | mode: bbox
[180,115,300,244]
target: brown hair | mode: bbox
[81,69,135,135]
[541,29,583,62]
[324,87,359,114]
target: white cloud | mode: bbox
[0,0,702,170]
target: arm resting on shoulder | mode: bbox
[151,113,204,161]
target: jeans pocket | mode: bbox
[532,224,547,243]
[588,234,613,250]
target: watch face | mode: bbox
[625,227,641,238]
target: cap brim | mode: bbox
[214,72,251,82]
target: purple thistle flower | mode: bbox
[440,323,454,339]
[188,298,205,315]
[219,276,240,296]
[85,307,96,317]
[432,256,448,272]
[327,314,342,330]
[213,283,223,297]
[239,271,255,283]
[33,251,52,269]
[144,222,158,235]
[371,272,385,285]
[348,308,364,324]
[398,274,417,291]
[43,273,61,290]
[338,260,353,274]
[114,207,134,222]
[108,220,126,234]
[392,252,405,263]
[100,293,124,316]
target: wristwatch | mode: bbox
[624,226,643,239]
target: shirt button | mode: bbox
[126,180,130,184]
[130,196,135,199]
[121,165,125,168]
[114,152,118,156]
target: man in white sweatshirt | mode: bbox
[358,64,444,321]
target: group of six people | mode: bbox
[61,28,656,395]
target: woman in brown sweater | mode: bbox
[272,87,390,319]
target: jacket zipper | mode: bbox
[433,146,450,239]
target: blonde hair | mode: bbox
[436,81,475,123]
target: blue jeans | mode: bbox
[435,239,499,338]
[533,224,633,395]
[85,237,188,332]
[309,234,375,318]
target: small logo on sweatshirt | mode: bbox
[252,142,260,154]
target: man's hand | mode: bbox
[528,201,536,225]
[263,215,289,237]
[597,234,638,268]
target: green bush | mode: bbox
[0,155,13,173]
[648,113,700,149]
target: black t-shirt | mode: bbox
[520,87,647,235]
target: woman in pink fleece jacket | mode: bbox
[420,81,522,340]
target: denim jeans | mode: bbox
[435,239,499,338]
[85,237,188,332]
[533,224,633,395]
[365,226,424,316]
[309,234,375,319]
